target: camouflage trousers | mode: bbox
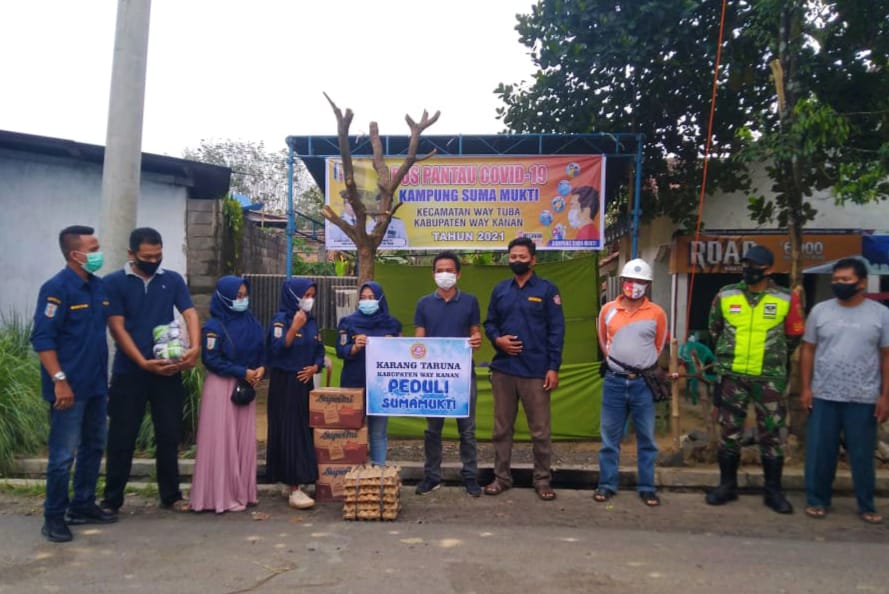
[715,374,788,458]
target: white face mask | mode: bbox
[299,297,315,312]
[434,272,457,290]
[567,206,584,229]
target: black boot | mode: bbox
[762,456,793,514]
[705,450,739,505]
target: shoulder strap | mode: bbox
[216,321,238,357]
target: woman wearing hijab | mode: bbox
[190,276,265,513]
[336,281,402,466]
[266,277,324,509]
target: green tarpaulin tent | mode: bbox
[324,255,603,440]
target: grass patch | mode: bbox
[0,479,161,499]
[0,316,204,473]
[0,315,48,474]
[0,480,45,497]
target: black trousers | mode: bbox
[103,370,185,508]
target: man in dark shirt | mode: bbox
[31,225,117,542]
[100,227,201,513]
[413,251,483,497]
[483,237,565,501]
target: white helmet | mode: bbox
[621,258,653,282]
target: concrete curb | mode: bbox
[8,458,889,495]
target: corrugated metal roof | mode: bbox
[0,129,231,199]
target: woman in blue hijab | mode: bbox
[336,281,402,465]
[190,276,265,513]
[266,277,325,509]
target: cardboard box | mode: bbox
[309,387,365,429]
[315,464,354,502]
[314,426,369,464]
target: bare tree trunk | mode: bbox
[776,2,807,438]
[776,3,805,288]
[320,94,439,283]
[356,245,375,285]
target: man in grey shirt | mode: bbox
[800,258,889,524]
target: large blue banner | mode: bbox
[365,337,472,417]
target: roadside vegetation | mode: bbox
[0,316,47,474]
[0,316,204,473]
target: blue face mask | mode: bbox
[358,299,380,315]
[231,297,249,312]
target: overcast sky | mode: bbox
[0,1,538,157]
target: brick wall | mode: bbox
[186,199,222,317]
[241,222,289,275]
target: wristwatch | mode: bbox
[52,371,67,383]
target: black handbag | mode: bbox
[218,323,257,406]
[230,379,256,406]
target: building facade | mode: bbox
[0,130,230,318]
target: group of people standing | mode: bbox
[597,245,889,524]
[32,230,568,544]
[31,225,888,543]
[32,226,201,542]
[196,237,570,509]
[704,247,889,525]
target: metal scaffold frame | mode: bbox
[284,133,645,276]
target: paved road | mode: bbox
[1,488,887,593]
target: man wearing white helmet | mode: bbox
[595,258,668,507]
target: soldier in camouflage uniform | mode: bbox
[705,245,804,514]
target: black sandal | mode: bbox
[639,491,660,507]
[593,488,615,503]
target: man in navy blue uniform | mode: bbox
[413,251,484,497]
[31,225,117,542]
[100,228,201,513]
[483,237,565,501]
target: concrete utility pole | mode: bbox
[99,0,152,270]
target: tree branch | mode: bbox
[324,92,367,240]
[321,205,360,244]
[373,109,441,241]
[369,122,391,192]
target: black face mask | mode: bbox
[509,261,531,276]
[135,258,161,276]
[831,282,860,301]
[742,266,766,285]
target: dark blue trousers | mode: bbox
[805,398,877,514]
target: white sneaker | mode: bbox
[288,489,315,510]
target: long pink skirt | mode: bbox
[189,373,258,513]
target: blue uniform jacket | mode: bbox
[202,318,265,379]
[336,282,402,388]
[484,273,565,378]
[265,312,325,373]
[30,267,110,402]
[103,265,194,375]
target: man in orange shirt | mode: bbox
[594,258,668,507]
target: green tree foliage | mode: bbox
[183,139,319,215]
[496,0,889,239]
[299,185,325,219]
[738,1,889,284]
[221,195,244,274]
